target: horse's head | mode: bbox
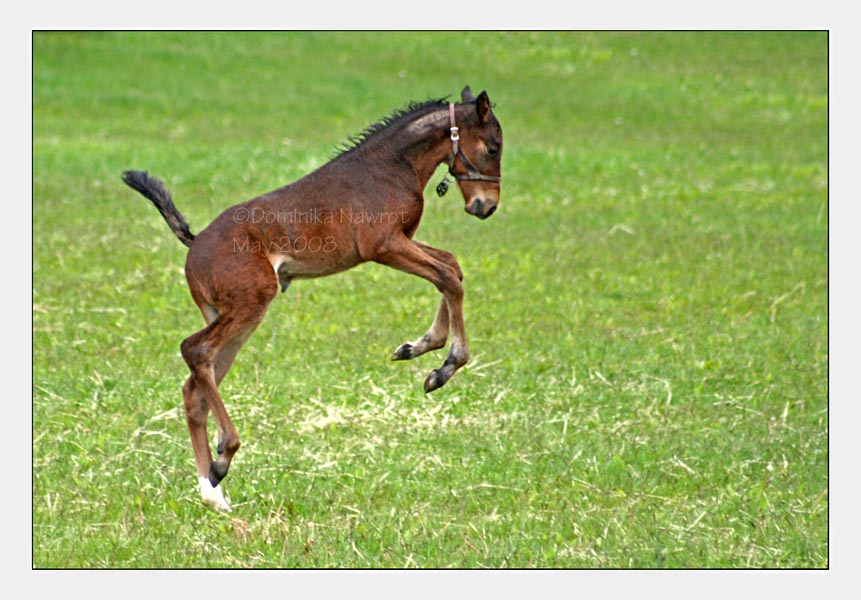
[451,86,503,220]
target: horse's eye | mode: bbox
[487,145,499,157]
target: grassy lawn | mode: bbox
[32,31,827,568]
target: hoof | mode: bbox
[199,477,232,513]
[391,343,415,361]
[209,460,228,487]
[424,369,447,393]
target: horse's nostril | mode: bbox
[485,204,497,217]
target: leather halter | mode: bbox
[436,103,501,196]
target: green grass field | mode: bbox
[32,31,827,568]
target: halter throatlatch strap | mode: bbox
[436,102,501,197]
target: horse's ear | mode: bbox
[476,90,492,123]
[461,86,476,103]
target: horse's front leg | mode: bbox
[390,242,463,362]
[374,235,469,392]
[391,296,449,360]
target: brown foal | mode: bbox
[123,86,503,511]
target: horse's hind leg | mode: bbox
[182,374,221,509]
[182,304,223,510]
[181,258,278,511]
[182,328,259,511]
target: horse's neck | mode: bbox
[360,108,453,189]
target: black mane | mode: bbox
[335,98,449,157]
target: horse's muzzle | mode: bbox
[465,198,498,219]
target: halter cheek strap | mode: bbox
[448,102,461,159]
[436,103,501,197]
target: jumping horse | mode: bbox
[122,86,503,511]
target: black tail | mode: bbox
[122,170,196,248]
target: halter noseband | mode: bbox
[436,102,501,197]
